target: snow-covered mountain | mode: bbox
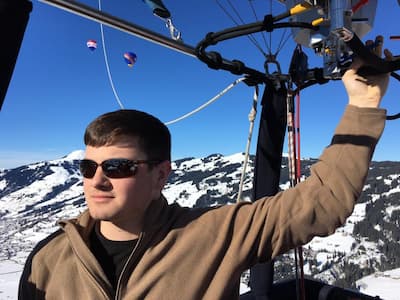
[1,151,400,299]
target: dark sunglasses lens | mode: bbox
[102,159,135,178]
[79,160,98,178]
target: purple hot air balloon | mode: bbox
[123,52,137,67]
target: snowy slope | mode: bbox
[1,151,400,299]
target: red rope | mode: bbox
[295,93,301,182]
[286,88,306,300]
[295,91,306,300]
[352,0,369,13]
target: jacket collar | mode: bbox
[59,194,172,238]
[142,194,171,234]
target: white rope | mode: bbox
[98,0,125,109]
[236,85,259,203]
[165,77,247,125]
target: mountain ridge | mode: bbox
[1,151,400,293]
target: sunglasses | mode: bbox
[79,158,163,179]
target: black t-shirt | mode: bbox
[90,225,137,290]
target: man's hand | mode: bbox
[342,35,391,108]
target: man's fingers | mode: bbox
[374,35,384,57]
[384,48,393,61]
[365,39,374,49]
[365,36,384,57]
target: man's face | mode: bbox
[82,139,170,230]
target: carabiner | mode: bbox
[166,18,182,42]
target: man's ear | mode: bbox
[157,160,171,187]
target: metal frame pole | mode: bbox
[39,0,197,58]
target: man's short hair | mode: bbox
[84,109,171,161]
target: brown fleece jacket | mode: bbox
[19,105,386,300]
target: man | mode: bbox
[19,45,391,299]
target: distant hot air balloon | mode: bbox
[123,52,137,67]
[86,39,97,51]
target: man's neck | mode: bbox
[99,220,141,241]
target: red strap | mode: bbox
[352,0,369,13]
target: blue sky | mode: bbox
[1,0,400,169]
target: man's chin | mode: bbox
[88,210,114,222]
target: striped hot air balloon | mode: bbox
[86,39,97,51]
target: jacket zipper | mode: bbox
[114,232,144,300]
